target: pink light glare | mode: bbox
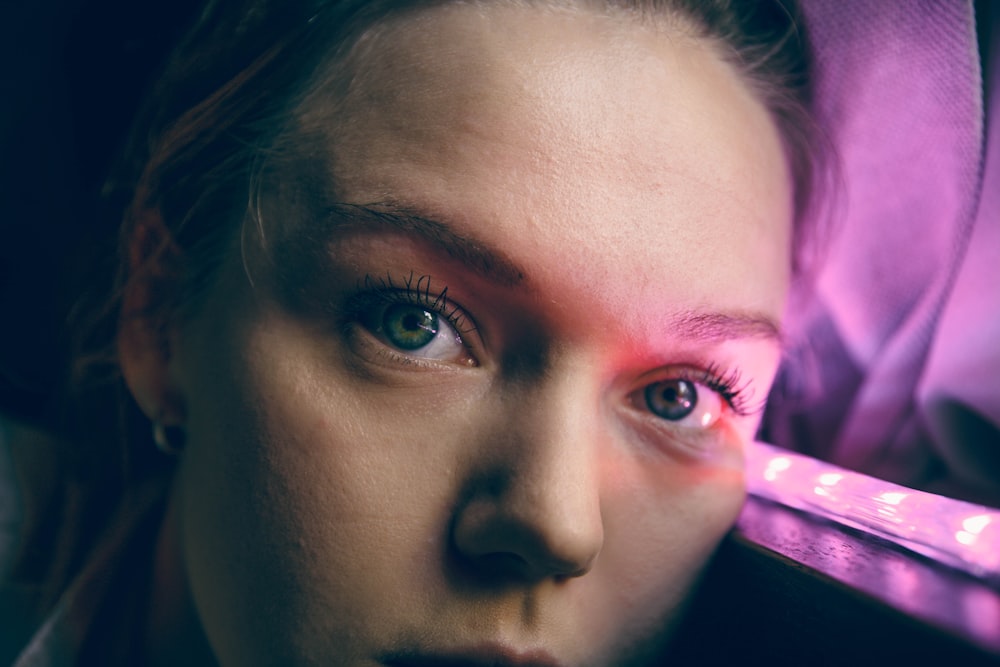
[746,441,1000,580]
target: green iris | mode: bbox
[382,304,440,350]
[644,379,697,421]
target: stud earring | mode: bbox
[152,421,186,455]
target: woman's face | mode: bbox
[155,5,792,666]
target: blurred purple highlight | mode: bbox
[746,441,1000,581]
[767,0,1000,504]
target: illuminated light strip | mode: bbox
[745,441,1000,581]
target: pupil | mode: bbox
[383,305,439,350]
[644,379,697,421]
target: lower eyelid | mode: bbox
[345,317,479,370]
[621,409,733,463]
[347,282,479,339]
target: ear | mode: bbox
[118,208,187,427]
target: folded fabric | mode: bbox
[766,0,1000,506]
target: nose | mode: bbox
[451,376,605,582]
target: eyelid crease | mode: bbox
[323,202,528,289]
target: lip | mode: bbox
[382,644,564,667]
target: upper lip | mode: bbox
[382,644,564,667]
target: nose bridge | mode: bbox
[452,363,606,581]
[509,369,603,518]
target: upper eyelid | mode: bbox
[634,365,760,418]
[345,294,481,371]
[351,273,481,349]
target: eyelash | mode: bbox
[666,363,759,418]
[345,271,759,419]
[347,271,477,336]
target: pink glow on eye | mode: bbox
[746,441,1000,580]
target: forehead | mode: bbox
[295,3,792,330]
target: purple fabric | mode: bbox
[768,1,1000,504]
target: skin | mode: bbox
[126,4,792,666]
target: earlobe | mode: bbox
[117,207,187,428]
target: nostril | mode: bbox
[450,403,605,584]
[452,495,603,583]
[469,552,535,579]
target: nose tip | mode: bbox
[451,360,606,584]
[451,472,604,582]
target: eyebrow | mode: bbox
[323,202,527,288]
[323,202,782,345]
[667,310,783,345]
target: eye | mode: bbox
[641,378,725,429]
[364,302,471,363]
[382,304,441,350]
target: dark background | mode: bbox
[0,0,203,422]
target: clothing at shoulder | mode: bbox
[0,419,168,666]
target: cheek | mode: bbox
[571,443,745,660]
[170,283,751,663]
[172,316,487,663]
